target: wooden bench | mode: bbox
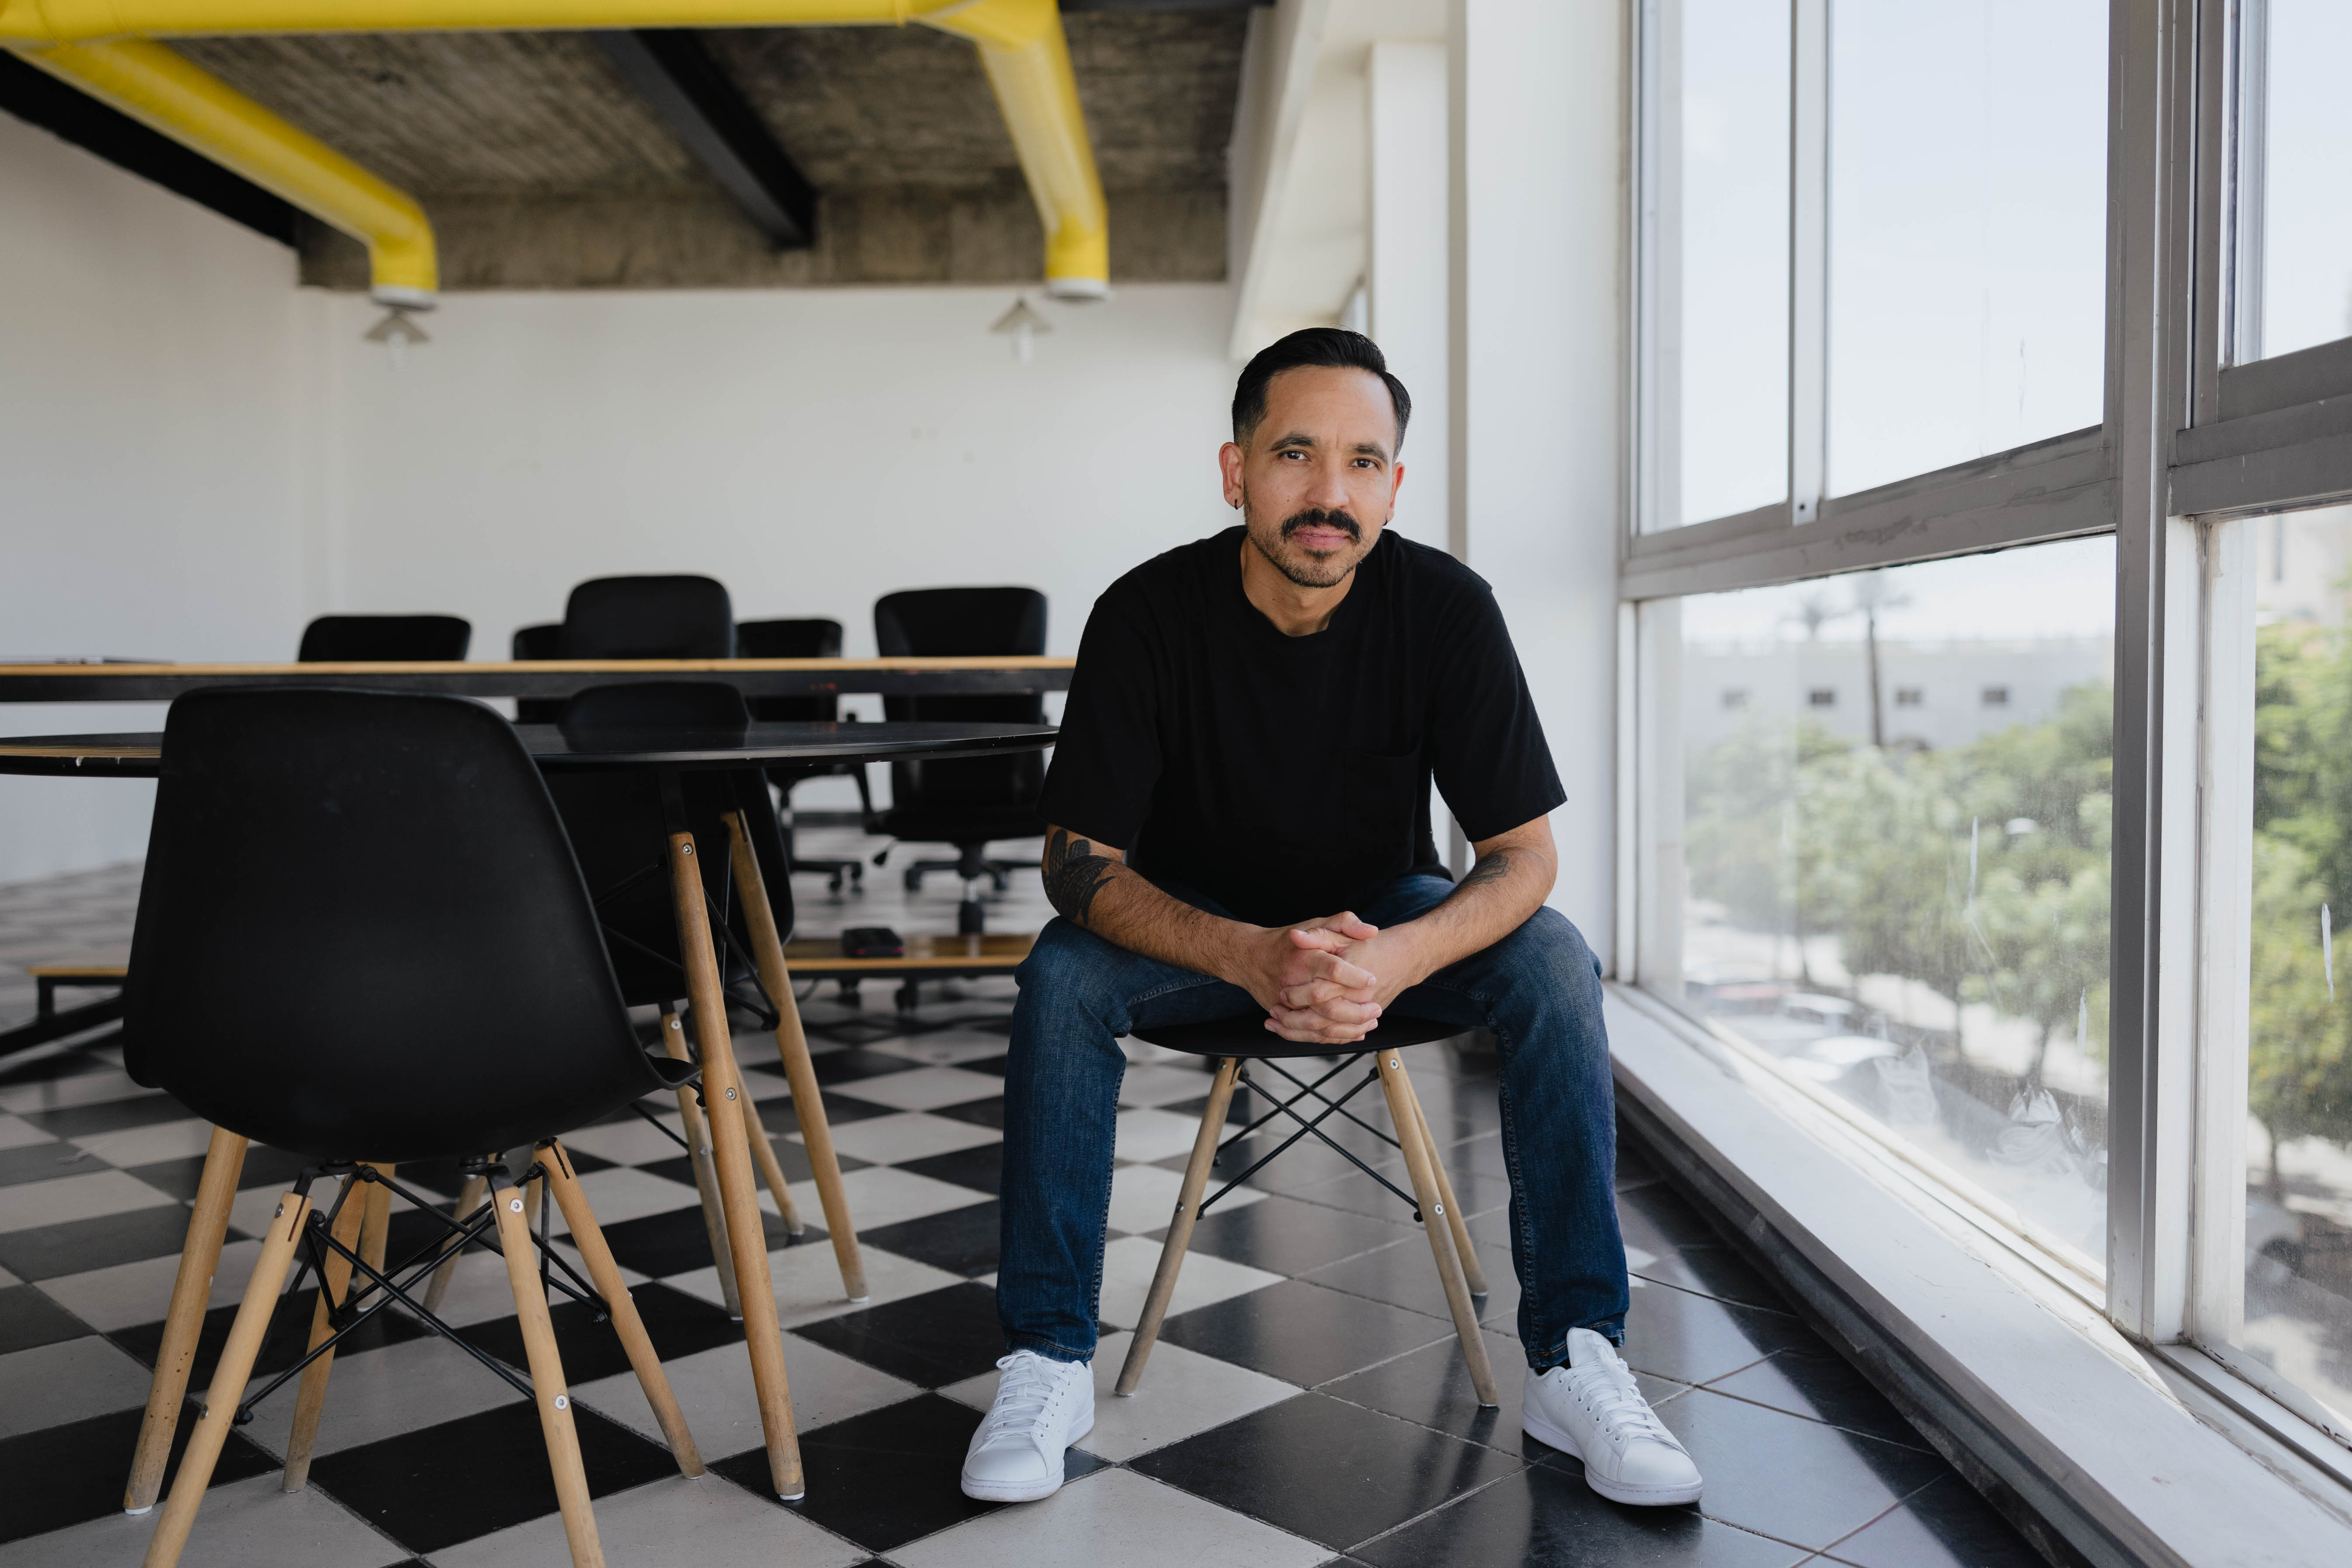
[4,955,130,1061]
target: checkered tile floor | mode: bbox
[0,860,2047,1568]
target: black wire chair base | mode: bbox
[1196,1053,1421,1223]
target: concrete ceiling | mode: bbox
[170,10,1252,291]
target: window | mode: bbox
[1672,539,2117,1272]
[2234,0,2352,363]
[1825,1,2107,496]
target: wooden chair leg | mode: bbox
[281,1172,372,1492]
[663,1012,743,1319]
[422,1173,487,1314]
[725,809,865,1302]
[669,824,804,1500]
[1376,1050,1500,1407]
[140,1189,312,1568]
[489,1173,608,1568]
[740,1096,805,1236]
[1408,1087,1488,1296]
[540,1140,705,1476]
[124,1127,247,1514]
[1115,1058,1241,1397]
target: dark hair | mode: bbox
[1231,327,1412,452]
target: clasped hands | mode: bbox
[1240,913,1426,1046]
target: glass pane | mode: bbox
[1826,1,2107,497]
[1679,537,2117,1273]
[2241,505,2352,1428]
[1661,0,1789,527]
[2243,0,2352,362]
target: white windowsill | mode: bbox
[1603,984,2352,1568]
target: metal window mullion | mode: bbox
[2224,0,2266,373]
[1789,0,1828,523]
[1635,0,1682,539]
[1633,598,1685,998]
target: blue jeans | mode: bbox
[997,873,1628,1371]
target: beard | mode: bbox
[1246,506,1367,589]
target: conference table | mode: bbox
[0,702,1059,1506]
[0,656,1075,702]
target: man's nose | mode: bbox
[1303,457,1353,509]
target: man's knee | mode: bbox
[1502,907,1602,986]
[1014,919,1131,1023]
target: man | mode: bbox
[961,328,1700,1509]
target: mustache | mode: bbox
[1280,508,1362,545]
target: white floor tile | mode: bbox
[1096,1235,1283,1331]
[0,1168,177,1234]
[1116,1063,1220,1107]
[576,1333,918,1459]
[429,1471,863,1568]
[226,1333,527,1459]
[1113,1108,1209,1165]
[0,1113,56,1151]
[941,1331,1298,1462]
[867,1035,1013,1066]
[556,1111,689,1167]
[67,1116,218,1168]
[664,1243,963,1328]
[416,1241,647,1329]
[1105,1162,1265,1235]
[0,1071,157,1115]
[39,1237,268,1331]
[547,1165,704,1234]
[784,1165,989,1233]
[816,1112,1000,1165]
[0,1472,406,1568]
[0,1336,155,1436]
[227,1183,296,1240]
[890,1467,1327,1568]
[823,1064,1006,1113]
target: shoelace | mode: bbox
[979,1352,1067,1443]
[1567,1356,1683,1449]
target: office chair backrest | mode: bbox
[561,576,735,660]
[874,588,1047,813]
[543,682,794,1008]
[123,688,664,1164]
[511,622,565,723]
[736,618,843,724]
[299,615,472,663]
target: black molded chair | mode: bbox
[870,587,1049,935]
[561,575,735,659]
[511,621,563,724]
[297,613,471,662]
[1112,1015,1499,1409]
[737,617,870,894]
[118,688,700,1568]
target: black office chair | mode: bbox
[1111,1013,1499,1412]
[737,617,869,894]
[870,587,1049,935]
[297,614,471,662]
[562,575,735,659]
[118,688,701,1568]
[512,621,564,724]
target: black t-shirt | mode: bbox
[1038,525,1566,927]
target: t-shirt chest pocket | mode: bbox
[1344,747,1424,864]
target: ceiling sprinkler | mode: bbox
[364,303,432,369]
[990,296,1053,364]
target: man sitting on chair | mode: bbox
[962,328,1701,1509]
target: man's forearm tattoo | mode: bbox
[1456,850,1513,894]
[1044,828,1119,927]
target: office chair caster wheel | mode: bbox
[957,900,986,936]
[848,864,864,888]
[903,869,924,893]
[988,869,1010,893]
[827,871,845,894]
[839,978,862,1008]
[896,980,921,1012]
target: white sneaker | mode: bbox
[1522,1328,1703,1505]
[959,1350,1096,1502]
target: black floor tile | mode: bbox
[927,1097,1006,1130]
[791,1281,1007,1387]
[0,1047,122,1090]
[1611,1387,1950,1551]
[960,1052,1012,1075]
[123,1142,313,1203]
[1181,1192,1416,1275]
[311,1401,677,1554]
[0,1281,94,1352]
[1619,1280,1816,1387]
[16,1093,190,1140]
[0,1204,196,1280]
[1353,1460,1807,1568]
[806,1048,927,1086]
[1291,1158,1513,1228]
[1706,1349,1931,1452]
[459,1282,745,1384]
[895,1142,1002,1196]
[109,1282,430,1375]
[859,1200,1000,1277]
[1824,1473,2044,1568]
[0,1402,276,1546]
[639,1143,872,1192]
[0,1138,79,1187]
[1166,1133,1377,1199]
[724,1391,1105,1551]
[1619,1181,1734,1248]
[1158,1278,1452,1387]
[1161,1090,1258,1126]
[1633,1243,1794,1313]
[1616,1138,1664,1192]
[1302,1231,1522,1329]
[593,1202,807,1278]
[746,1085,900,1126]
[1130,1390,1521,1551]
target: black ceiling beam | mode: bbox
[0,50,298,247]
[595,28,816,251]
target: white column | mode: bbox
[1366,39,1449,544]
[1450,0,1626,963]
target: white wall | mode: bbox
[0,112,313,884]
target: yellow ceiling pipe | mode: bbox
[7,37,437,305]
[0,0,1111,299]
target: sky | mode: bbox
[1682,533,2119,646]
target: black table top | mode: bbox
[0,720,1058,779]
